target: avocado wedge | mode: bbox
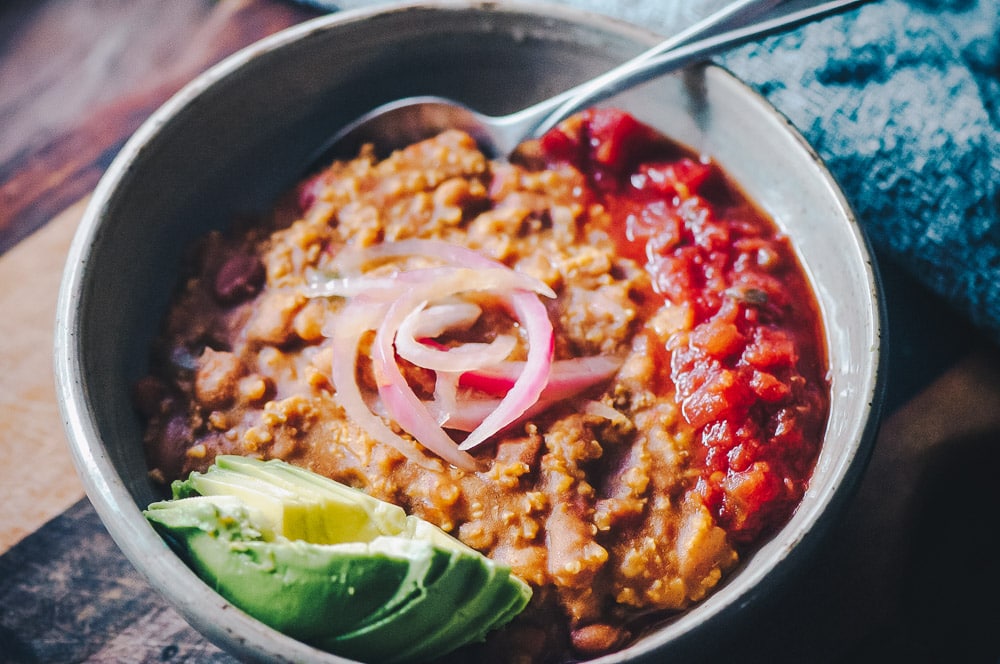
[144,456,531,663]
[381,552,532,663]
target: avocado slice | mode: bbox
[146,497,437,638]
[210,455,408,543]
[392,559,532,663]
[145,456,532,662]
[171,467,315,541]
[320,546,490,662]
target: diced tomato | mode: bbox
[536,109,828,543]
[690,315,744,359]
[632,159,713,199]
[681,368,752,429]
[743,327,799,369]
[586,108,658,172]
[541,108,664,186]
[538,114,586,165]
[719,461,786,537]
[750,370,791,402]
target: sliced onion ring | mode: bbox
[337,239,560,451]
[328,299,454,471]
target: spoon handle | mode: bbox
[506,0,872,146]
[639,0,786,58]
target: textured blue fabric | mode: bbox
[718,0,1000,341]
[295,0,1000,343]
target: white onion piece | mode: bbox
[400,301,482,338]
[431,372,463,427]
[310,265,552,303]
[329,239,556,297]
[396,303,517,373]
[397,334,517,374]
[305,266,468,301]
[329,238,484,276]
[427,396,499,432]
[303,274,403,298]
[583,400,632,428]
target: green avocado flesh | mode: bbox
[144,456,531,663]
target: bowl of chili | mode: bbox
[55,2,885,662]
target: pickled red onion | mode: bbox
[460,355,625,397]
[457,292,553,451]
[370,268,550,466]
[327,298,454,471]
[307,239,620,470]
[337,239,560,451]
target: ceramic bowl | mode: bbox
[54,2,885,662]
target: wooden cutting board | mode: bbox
[0,198,88,553]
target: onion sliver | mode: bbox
[306,266,488,301]
[583,400,633,428]
[461,355,625,398]
[396,303,517,373]
[458,290,554,450]
[328,299,453,471]
[328,239,493,276]
[304,274,403,298]
[307,266,552,303]
[430,356,624,434]
[400,302,483,338]
[427,397,499,432]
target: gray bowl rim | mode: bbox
[53,1,886,663]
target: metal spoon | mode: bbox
[320,0,869,161]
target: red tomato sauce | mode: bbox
[536,109,829,542]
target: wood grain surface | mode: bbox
[0,0,316,552]
[0,199,87,553]
[0,0,319,255]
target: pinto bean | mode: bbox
[571,623,627,656]
[194,348,243,409]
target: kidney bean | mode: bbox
[213,250,264,303]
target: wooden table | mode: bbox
[2,1,998,662]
